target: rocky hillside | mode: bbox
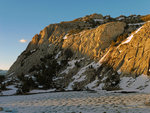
[100,22,150,76]
[3,14,150,95]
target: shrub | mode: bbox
[102,85,121,91]
[33,59,61,89]
[0,75,5,83]
[102,74,120,91]
[17,73,37,93]
[68,28,83,35]
[24,51,32,58]
[110,41,116,47]
[116,33,128,43]
[45,54,53,59]
[20,61,24,67]
[40,58,47,63]
[28,65,37,73]
[75,61,81,68]
[17,73,25,81]
[18,54,62,92]
[19,77,37,94]
[0,83,6,90]
[0,75,6,91]
[64,48,73,59]
[109,33,128,47]
[60,60,68,66]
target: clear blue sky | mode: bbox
[0,0,149,70]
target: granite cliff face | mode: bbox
[8,14,126,77]
[62,22,126,57]
[100,21,150,76]
[5,14,150,94]
[8,14,104,76]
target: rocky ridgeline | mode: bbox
[3,14,150,94]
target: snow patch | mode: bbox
[128,22,145,26]
[53,77,63,81]
[29,89,56,93]
[38,86,44,89]
[120,74,150,93]
[63,35,68,39]
[60,58,84,74]
[101,76,107,81]
[95,83,105,90]
[74,75,86,82]
[86,79,99,89]
[25,75,30,77]
[117,17,125,20]
[7,72,14,77]
[48,44,52,47]
[60,60,76,74]
[121,26,143,44]
[92,62,101,69]
[1,85,18,96]
[117,69,122,74]
[93,19,104,22]
[55,51,61,59]
[30,49,36,53]
[66,61,99,90]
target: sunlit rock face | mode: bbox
[6,14,150,93]
[8,14,126,77]
[100,22,150,76]
[62,22,126,58]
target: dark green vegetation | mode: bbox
[16,49,74,94]
[0,75,6,91]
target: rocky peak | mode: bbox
[81,13,103,21]
[5,14,150,94]
[8,14,126,77]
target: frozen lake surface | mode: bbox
[1,91,150,113]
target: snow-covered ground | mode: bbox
[119,74,150,93]
[1,91,150,113]
[1,85,18,96]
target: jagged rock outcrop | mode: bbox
[8,15,125,77]
[63,22,126,58]
[100,21,150,76]
[8,20,94,76]
[5,14,150,94]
